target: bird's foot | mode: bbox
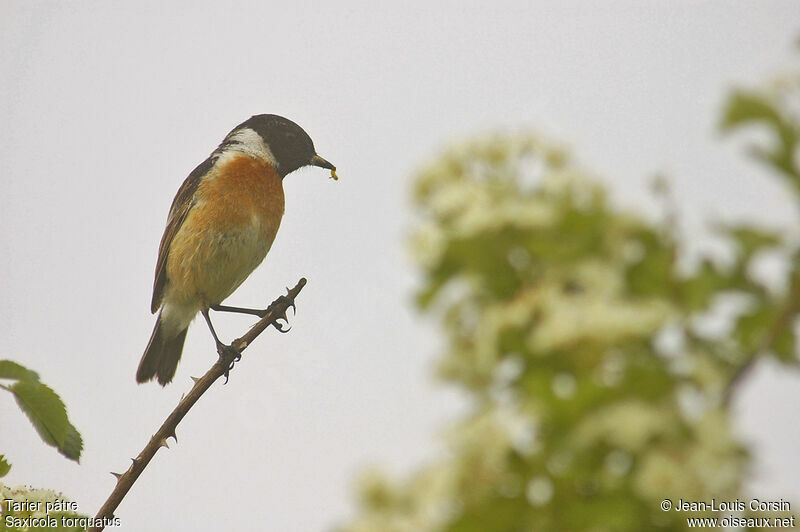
[217,343,242,384]
[265,294,295,333]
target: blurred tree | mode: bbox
[341,70,800,531]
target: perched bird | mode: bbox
[137,114,336,385]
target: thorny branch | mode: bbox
[88,278,307,532]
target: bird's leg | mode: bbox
[201,308,241,383]
[210,304,266,317]
[211,296,295,333]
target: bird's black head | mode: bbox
[227,114,335,178]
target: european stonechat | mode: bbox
[137,114,336,385]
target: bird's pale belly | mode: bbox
[166,211,278,306]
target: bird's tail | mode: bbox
[137,314,188,386]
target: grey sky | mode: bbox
[1,2,798,530]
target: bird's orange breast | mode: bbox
[165,153,285,306]
[194,153,285,233]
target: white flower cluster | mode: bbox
[632,410,745,502]
[528,263,673,352]
[0,482,67,519]
[410,134,568,269]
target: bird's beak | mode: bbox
[310,154,336,171]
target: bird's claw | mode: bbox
[274,320,292,333]
[217,343,242,384]
[263,294,296,333]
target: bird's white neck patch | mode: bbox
[220,127,278,167]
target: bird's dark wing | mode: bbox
[150,156,216,313]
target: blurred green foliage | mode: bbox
[342,71,800,531]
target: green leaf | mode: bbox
[449,494,531,532]
[720,225,781,259]
[734,304,776,354]
[0,454,10,477]
[772,325,797,363]
[624,230,674,298]
[680,259,732,311]
[720,91,783,132]
[10,380,83,462]
[721,90,800,184]
[0,360,40,382]
[61,425,84,463]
